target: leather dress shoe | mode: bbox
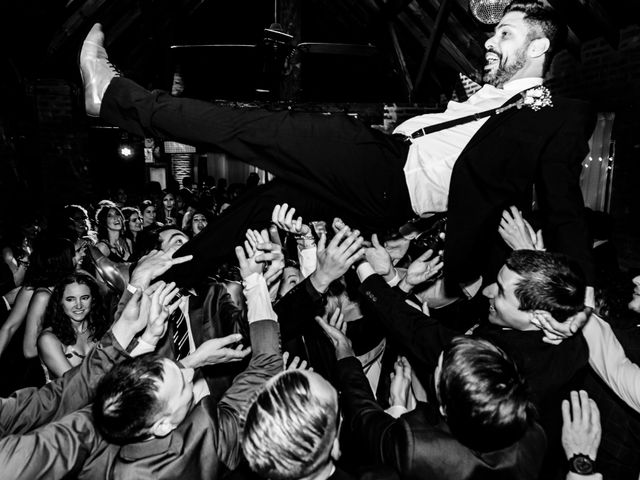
[79,23,120,117]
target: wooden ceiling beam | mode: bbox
[403,2,477,75]
[414,0,453,95]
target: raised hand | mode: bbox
[315,308,354,360]
[531,308,591,345]
[282,351,313,372]
[129,247,193,290]
[311,223,365,293]
[389,356,412,408]
[271,203,312,237]
[561,390,601,463]
[365,234,393,280]
[400,249,443,292]
[235,240,263,280]
[182,333,251,369]
[498,206,544,251]
[140,281,181,346]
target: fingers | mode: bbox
[561,398,571,425]
[590,398,601,441]
[271,204,283,225]
[317,233,327,252]
[416,248,435,262]
[235,245,249,267]
[268,225,282,246]
[284,206,296,227]
[371,233,383,250]
[570,390,581,425]
[328,308,347,334]
[216,333,243,347]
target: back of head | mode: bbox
[93,354,166,444]
[242,370,338,480]
[439,337,534,452]
[504,0,567,73]
[506,250,586,322]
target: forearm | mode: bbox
[583,315,640,413]
[0,408,96,479]
[0,330,129,436]
[356,265,453,370]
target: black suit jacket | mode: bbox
[337,356,546,480]
[359,275,588,408]
[445,95,597,285]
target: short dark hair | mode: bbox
[506,250,586,322]
[242,371,338,480]
[438,336,534,452]
[93,354,166,444]
[504,0,567,73]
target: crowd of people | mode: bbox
[0,186,639,479]
[0,0,639,478]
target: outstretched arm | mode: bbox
[0,408,99,480]
[215,243,283,469]
[356,262,456,372]
[582,315,640,414]
[0,287,166,436]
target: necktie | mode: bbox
[171,291,191,360]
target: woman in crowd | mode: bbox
[37,273,109,380]
[140,199,159,230]
[122,206,143,249]
[94,205,132,262]
[184,210,210,238]
[0,236,77,388]
[156,191,182,227]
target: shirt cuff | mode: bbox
[356,262,377,282]
[129,337,156,357]
[298,246,317,278]
[386,268,401,287]
[126,283,139,295]
[244,273,278,324]
[566,472,602,480]
[385,405,408,419]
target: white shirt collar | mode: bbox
[502,77,543,92]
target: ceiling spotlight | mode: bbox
[469,0,511,25]
[119,145,133,159]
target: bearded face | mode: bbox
[482,42,529,88]
[483,11,537,88]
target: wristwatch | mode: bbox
[568,454,595,475]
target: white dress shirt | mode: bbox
[394,77,543,215]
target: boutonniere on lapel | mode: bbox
[521,85,553,111]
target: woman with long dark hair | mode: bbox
[95,204,132,262]
[37,273,109,380]
[140,199,159,230]
[156,191,182,227]
[0,236,77,390]
[122,206,143,248]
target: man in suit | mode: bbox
[79,1,594,291]
[317,312,546,479]
[83,254,282,480]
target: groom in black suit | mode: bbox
[79,1,595,291]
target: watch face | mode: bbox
[571,454,595,475]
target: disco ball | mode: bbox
[469,0,511,25]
